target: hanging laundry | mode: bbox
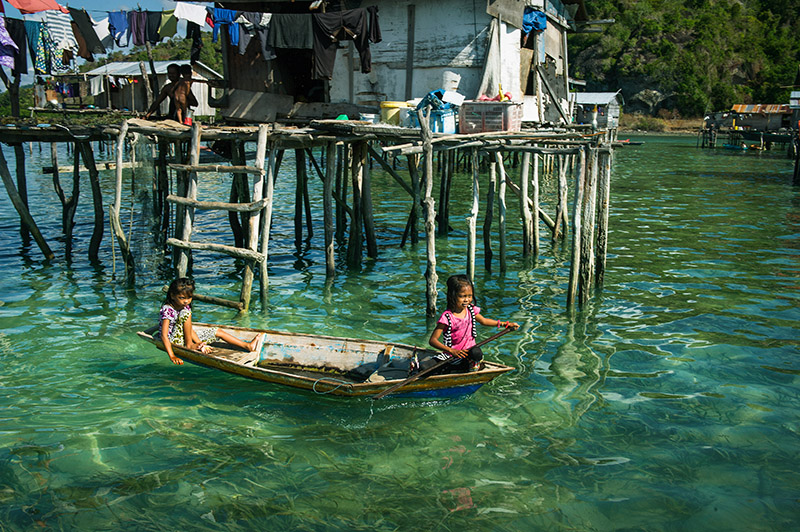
[6,0,68,15]
[367,6,381,44]
[237,12,274,60]
[44,10,77,53]
[108,11,128,47]
[40,24,68,73]
[146,11,162,44]
[0,16,20,71]
[186,21,203,63]
[174,2,208,28]
[212,8,238,46]
[89,75,103,96]
[6,18,28,76]
[127,11,147,47]
[69,8,105,55]
[312,9,371,80]
[24,20,44,73]
[93,16,113,50]
[268,13,312,49]
[158,10,177,40]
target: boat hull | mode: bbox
[137,323,515,398]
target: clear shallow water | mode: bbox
[0,135,798,530]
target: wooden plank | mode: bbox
[168,163,265,175]
[168,237,264,262]
[176,122,202,278]
[166,194,268,213]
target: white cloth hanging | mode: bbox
[44,10,78,51]
[174,3,208,27]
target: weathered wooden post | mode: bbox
[347,141,365,267]
[241,124,269,312]
[532,151,541,257]
[0,148,53,259]
[495,152,507,272]
[483,158,496,271]
[77,142,104,263]
[466,148,480,281]
[579,147,599,305]
[519,151,533,256]
[323,141,335,277]
[419,107,438,316]
[259,135,277,305]
[295,148,307,250]
[553,154,569,240]
[566,147,586,311]
[595,148,612,287]
[176,122,202,278]
[362,142,378,259]
[111,120,135,283]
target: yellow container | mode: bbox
[380,101,409,125]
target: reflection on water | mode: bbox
[0,135,798,530]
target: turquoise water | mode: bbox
[0,135,798,530]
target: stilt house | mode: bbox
[573,90,623,129]
[83,60,222,116]
[200,0,588,124]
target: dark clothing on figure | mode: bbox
[268,13,313,49]
[312,8,371,80]
[418,346,484,375]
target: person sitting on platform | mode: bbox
[144,63,181,121]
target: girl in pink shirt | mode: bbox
[426,275,519,373]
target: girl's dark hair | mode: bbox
[165,277,195,305]
[446,274,475,311]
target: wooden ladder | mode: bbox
[167,123,273,312]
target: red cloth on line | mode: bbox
[6,0,68,14]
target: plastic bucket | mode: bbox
[380,101,408,125]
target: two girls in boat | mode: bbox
[158,278,263,365]
[424,275,519,374]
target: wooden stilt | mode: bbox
[156,140,169,248]
[532,152,540,256]
[419,108,438,316]
[595,149,612,287]
[495,152,507,272]
[259,132,276,306]
[13,144,29,241]
[295,148,306,250]
[466,148,479,281]
[111,120,135,283]
[302,151,313,241]
[347,141,365,267]
[335,144,349,243]
[579,147,599,305]
[176,122,202,278]
[362,142,378,259]
[77,142,103,262]
[323,141,335,277]
[0,148,54,259]
[241,124,269,312]
[519,151,533,256]
[566,147,586,311]
[229,142,247,249]
[400,154,421,247]
[438,150,451,236]
[553,155,569,240]
[483,159,496,271]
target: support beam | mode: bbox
[77,141,104,262]
[259,132,276,305]
[567,148,586,311]
[595,149,611,286]
[176,122,202,278]
[324,141,335,277]
[483,158,496,271]
[519,151,533,256]
[467,148,479,281]
[419,107,438,316]
[495,152,508,272]
[111,120,135,282]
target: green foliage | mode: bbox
[0,85,34,117]
[569,0,800,116]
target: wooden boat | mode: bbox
[137,323,515,398]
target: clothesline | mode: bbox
[1,2,381,84]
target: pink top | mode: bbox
[437,306,480,351]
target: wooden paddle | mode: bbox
[372,326,515,400]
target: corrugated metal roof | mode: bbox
[573,91,623,105]
[731,104,791,114]
[84,61,221,79]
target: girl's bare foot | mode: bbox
[249,333,265,353]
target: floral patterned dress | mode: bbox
[158,303,216,345]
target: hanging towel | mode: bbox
[312,8,371,80]
[108,11,128,47]
[90,75,103,96]
[69,7,105,55]
[146,11,162,44]
[44,10,77,52]
[212,8,238,46]
[93,16,113,50]
[6,18,28,76]
[158,10,177,40]
[268,13,312,49]
[127,11,147,46]
[0,17,20,70]
[6,0,68,15]
[174,2,208,27]
[24,20,44,73]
